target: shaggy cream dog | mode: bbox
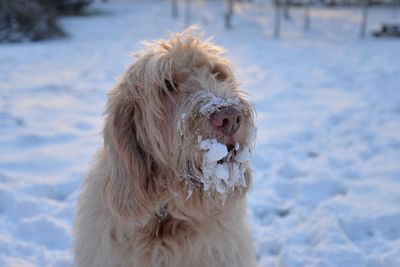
[74,29,256,267]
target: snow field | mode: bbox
[1,1,399,266]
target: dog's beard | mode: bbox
[175,91,255,201]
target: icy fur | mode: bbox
[199,92,242,115]
[196,128,255,199]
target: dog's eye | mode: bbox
[211,66,228,81]
[164,79,176,92]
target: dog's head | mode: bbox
[103,28,255,221]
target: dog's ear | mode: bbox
[102,83,157,224]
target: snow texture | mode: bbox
[1,0,400,266]
[199,92,242,115]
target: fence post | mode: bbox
[184,0,192,26]
[225,0,234,29]
[394,0,399,18]
[304,0,311,31]
[283,0,290,20]
[360,0,369,38]
[172,0,178,18]
[273,0,281,38]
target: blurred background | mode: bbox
[0,0,399,266]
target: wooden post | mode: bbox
[283,0,290,20]
[172,0,178,18]
[225,0,234,29]
[184,0,192,26]
[394,0,399,19]
[304,0,311,31]
[274,0,281,38]
[360,0,369,38]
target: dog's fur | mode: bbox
[74,29,256,267]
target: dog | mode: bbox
[74,28,257,267]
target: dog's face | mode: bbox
[104,31,255,216]
[165,49,256,197]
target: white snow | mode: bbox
[196,135,252,196]
[235,146,252,163]
[1,0,400,266]
[198,137,229,162]
[199,92,242,115]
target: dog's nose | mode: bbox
[210,107,242,136]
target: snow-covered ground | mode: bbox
[1,0,399,266]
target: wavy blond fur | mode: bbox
[74,28,256,267]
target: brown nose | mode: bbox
[210,107,243,136]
